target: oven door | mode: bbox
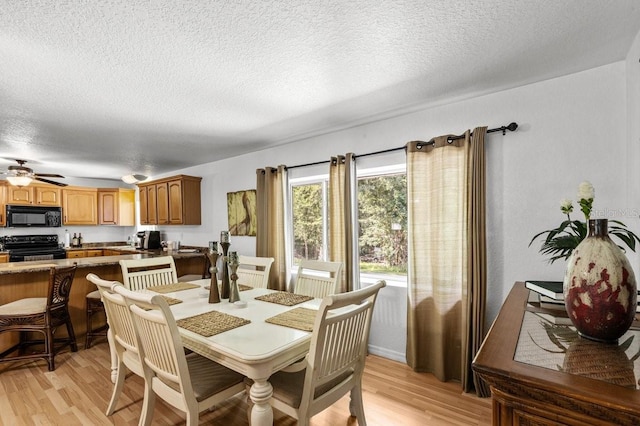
[9,248,67,262]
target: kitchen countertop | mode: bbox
[0,249,204,275]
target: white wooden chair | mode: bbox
[257,280,386,425]
[294,260,343,298]
[119,256,178,290]
[115,285,245,426]
[86,273,144,416]
[236,255,274,289]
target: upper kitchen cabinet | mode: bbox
[98,188,135,226]
[138,175,201,225]
[62,187,98,225]
[2,182,62,207]
[0,184,5,226]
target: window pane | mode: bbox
[358,173,407,287]
[292,183,325,265]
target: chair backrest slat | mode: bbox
[120,257,178,291]
[237,255,274,288]
[294,260,343,298]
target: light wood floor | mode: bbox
[0,340,492,425]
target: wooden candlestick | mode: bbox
[228,252,240,303]
[207,252,220,303]
[220,241,231,299]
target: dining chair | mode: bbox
[178,249,211,282]
[119,256,178,290]
[115,285,245,426]
[86,273,145,416]
[253,280,386,425]
[294,259,343,298]
[236,255,274,288]
[84,289,108,349]
[0,264,78,371]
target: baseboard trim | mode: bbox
[367,344,406,363]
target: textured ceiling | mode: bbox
[1,0,639,181]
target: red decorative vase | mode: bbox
[564,219,637,343]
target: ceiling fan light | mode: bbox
[6,175,33,187]
[122,174,148,184]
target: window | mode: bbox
[290,164,407,287]
[291,179,327,265]
[357,166,407,287]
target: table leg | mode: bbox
[107,328,117,383]
[250,378,273,426]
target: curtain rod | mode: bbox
[286,122,518,170]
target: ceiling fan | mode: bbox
[1,159,68,187]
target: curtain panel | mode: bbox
[405,127,488,394]
[328,153,359,292]
[256,165,290,291]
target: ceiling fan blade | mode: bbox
[35,177,68,187]
[34,173,65,178]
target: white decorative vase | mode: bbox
[563,219,637,343]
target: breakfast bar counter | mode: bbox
[0,250,206,350]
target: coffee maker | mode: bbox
[136,231,161,249]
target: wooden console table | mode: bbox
[472,282,640,425]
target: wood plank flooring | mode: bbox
[0,340,492,425]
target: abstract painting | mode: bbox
[227,190,257,236]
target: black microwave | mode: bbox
[6,205,62,227]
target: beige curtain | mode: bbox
[256,165,290,291]
[465,127,489,396]
[406,127,488,393]
[328,153,358,292]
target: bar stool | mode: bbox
[0,264,78,371]
[85,290,108,349]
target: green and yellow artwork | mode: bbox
[227,190,257,236]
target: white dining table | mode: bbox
[146,279,319,426]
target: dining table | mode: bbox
[130,278,321,426]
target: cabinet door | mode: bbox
[147,185,158,224]
[35,186,62,206]
[7,186,34,204]
[85,249,103,257]
[0,185,5,226]
[67,251,86,258]
[167,179,183,224]
[63,189,98,225]
[139,185,149,224]
[156,182,169,224]
[99,190,117,225]
[0,253,8,263]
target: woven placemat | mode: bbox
[149,282,200,293]
[265,307,317,331]
[162,296,183,306]
[177,310,250,337]
[255,291,313,306]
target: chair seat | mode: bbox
[185,353,244,402]
[250,368,353,409]
[178,274,203,282]
[86,290,101,300]
[0,297,47,316]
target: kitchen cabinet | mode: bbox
[138,175,201,225]
[3,183,62,206]
[0,185,5,226]
[0,253,8,263]
[66,250,86,259]
[62,187,98,225]
[67,249,103,258]
[98,188,135,226]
